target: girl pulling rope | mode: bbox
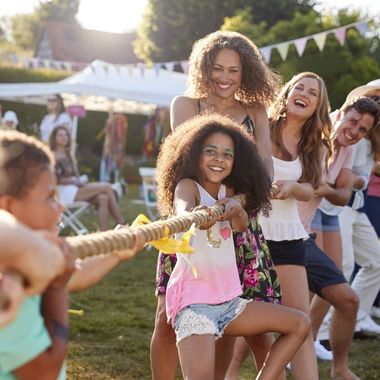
[154,113,310,379]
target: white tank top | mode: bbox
[259,156,308,241]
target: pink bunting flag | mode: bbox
[294,37,308,57]
[334,27,346,46]
[180,60,189,74]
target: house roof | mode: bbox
[35,21,140,64]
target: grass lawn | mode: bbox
[67,185,380,379]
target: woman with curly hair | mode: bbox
[150,31,283,380]
[156,113,310,380]
[258,71,332,380]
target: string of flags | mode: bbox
[259,20,368,63]
[0,20,368,75]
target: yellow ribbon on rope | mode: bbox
[68,309,85,316]
[131,214,196,254]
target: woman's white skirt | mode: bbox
[58,184,79,204]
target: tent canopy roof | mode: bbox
[0,60,188,114]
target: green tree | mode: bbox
[134,0,315,62]
[222,8,380,108]
[36,0,80,23]
[10,0,80,50]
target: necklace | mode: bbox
[206,228,221,248]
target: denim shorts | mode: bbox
[173,297,251,344]
[311,209,340,233]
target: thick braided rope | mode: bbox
[68,203,226,259]
[1,190,280,307]
[68,188,282,259]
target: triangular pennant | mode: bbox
[22,58,30,68]
[165,61,175,72]
[64,62,72,72]
[137,62,145,76]
[334,27,346,46]
[153,63,161,75]
[276,42,289,61]
[313,32,327,51]
[32,58,39,68]
[355,21,368,36]
[180,60,189,74]
[260,47,272,63]
[294,37,308,57]
[114,64,121,75]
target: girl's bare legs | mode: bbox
[150,295,179,380]
[275,265,319,380]
[310,231,342,340]
[224,334,285,380]
[214,336,236,380]
[224,301,310,380]
[178,335,216,380]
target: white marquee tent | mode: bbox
[0,60,188,115]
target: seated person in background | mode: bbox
[39,94,71,142]
[49,126,125,231]
[1,111,19,130]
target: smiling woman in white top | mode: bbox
[262,71,332,380]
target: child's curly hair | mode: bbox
[156,113,271,216]
[186,31,281,108]
[0,130,54,198]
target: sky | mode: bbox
[2,0,379,34]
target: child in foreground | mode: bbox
[0,130,143,379]
[0,210,67,327]
[156,113,310,379]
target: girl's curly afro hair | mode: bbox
[156,113,271,216]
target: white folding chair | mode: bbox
[139,167,158,220]
[60,201,91,235]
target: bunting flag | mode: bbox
[276,42,290,61]
[294,37,308,57]
[356,21,368,36]
[257,19,368,63]
[260,46,272,63]
[334,27,346,46]
[180,60,189,74]
[0,19,369,73]
[313,32,327,51]
[153,63,161,75]
[164,61,175,72]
